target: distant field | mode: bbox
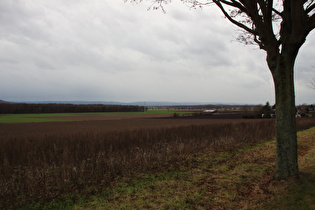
[0,110,192,123]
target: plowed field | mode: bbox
[0,113,252,139]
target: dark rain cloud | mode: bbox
[0,0,314,104]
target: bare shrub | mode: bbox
[296,117,315,131]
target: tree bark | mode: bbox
[271,55,298,180]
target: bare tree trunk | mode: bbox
[272,56,298,180]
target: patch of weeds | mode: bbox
[75,170,193,209]
[265,177,313,210]
[263,127,315,209]
[18,194,80,210]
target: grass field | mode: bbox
[0,110,190,123]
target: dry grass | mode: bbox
[0,117,315,209]
[77,127,315,209]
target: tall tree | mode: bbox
[129,0,315,180]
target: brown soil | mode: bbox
[0,113,254,139]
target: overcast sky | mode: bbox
[1,0,314,105]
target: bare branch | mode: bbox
[212,0,257,35]
[125,0,171,13]
[126,0,311,53]
[307,75,315,89]
[309,81,315,89]
[219,0,247,11]
[305,0,315,13]
[307,13,315,32]
[272,8,282,16]
[306,3,315,14]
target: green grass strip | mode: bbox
[0,110,193,123]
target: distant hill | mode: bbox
[0,100,9,103]
[10,100,241,107]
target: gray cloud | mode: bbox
[0,0,314,104]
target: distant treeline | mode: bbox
[0,103,145,114]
